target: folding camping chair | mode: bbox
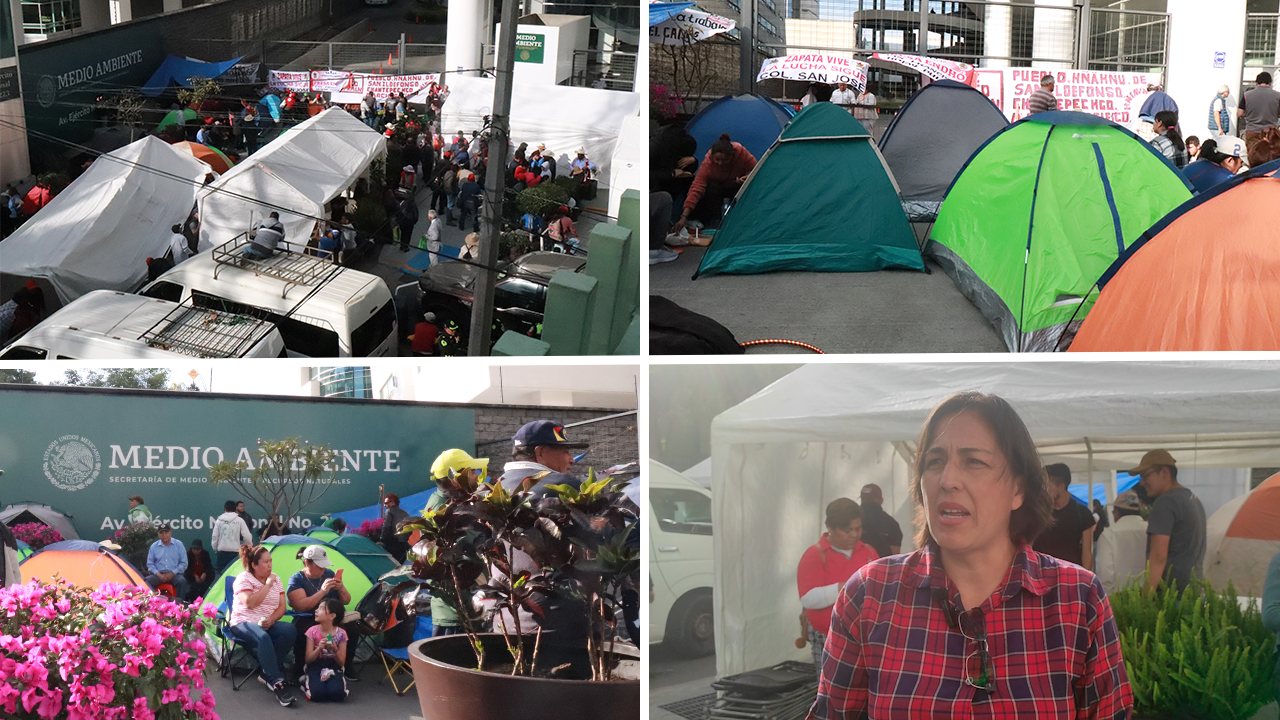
[215,575,263,690]
[378,615,432,696]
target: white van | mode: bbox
[0,290,286,360]
[138,239,397,357]
[649,460,715,657]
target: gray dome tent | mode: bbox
[878,79,1009,220]
[0,502,80,540]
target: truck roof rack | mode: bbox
[212,232,343,298]
[139,297,278,358]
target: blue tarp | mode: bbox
[650,2,695,26]
[1068,476,1141,507]
[329,488,437,530]
[142,55,244,97]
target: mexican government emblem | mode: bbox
[36,76,56,109]
[43,435,101,491]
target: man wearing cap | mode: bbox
[1095,491,1149,594]
[1131,449,1206,592]
[498,420,587,496]
[858,484,902,558]
[127,495,152,526]
[145,524,189,600]
[288,545,356,681]
[426,449,491,637]
[1183,135,1246,192]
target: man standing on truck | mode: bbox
[243,212,286,260]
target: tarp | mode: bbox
[684,94,795,164]
[649,1,696,25]
[0,502,81,540]
[878,79,1008,203]
[694,103,924,277]
[21,549,147,589]
[1204,472,1280,597]
[609,113,646,218]
[328,487,436,529]
[0,136,210,304]
[141,55,244,97]
[709,360,1280,677]
[929,111,1194,352]
[439,76,641,188]
[1070,173,1280,351]
[198,107,385,247]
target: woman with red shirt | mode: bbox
[809,392,1132,720]
[670,133,757,235]
[797,499,878,679]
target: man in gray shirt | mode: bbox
[1238,72,1280,151]
[1131,449,1206,592]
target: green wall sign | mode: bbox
[0,387,476,548]
[516,33,545,64]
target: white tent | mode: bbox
[709,361,1280,677]
[0,136,210,304]
[608,112,646,218]
[0,503,80,540]
[439,76,642,188]
[198,107,386,248]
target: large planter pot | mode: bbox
[408,633,640,720]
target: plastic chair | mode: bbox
[378,615,432,696]
[156,583,177,599]
[216,575,262,690]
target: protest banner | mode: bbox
[649,6,735,46]
[976,68,1160,124]
[871,53,975,85]
[757,54,869,92]
[268,70,443,103]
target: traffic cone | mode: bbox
[388,52,394,65]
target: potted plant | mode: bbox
[1110,578,1274,720]
[110,521,159,573]
[10,522,63,550]
[398,470,640,720]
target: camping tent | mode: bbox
[878,79,1008,208]
[197,107,385,248]
[201,535,376,613]
[1204,471,1280,597]
[172,141,235,175]
[21,548,147,589]
[331,533,401,581]
[706,361,1280,676]
[1069,173,1280,351]
[694,103,924,277]
[0,502,80,540]
[440,76,641,188]
[0,137,211,304]
[684,94,795,165]
[15,540,31,561]
[929,112,1194,352]
[305,527,342,543]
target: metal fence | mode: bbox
[1245,13,1280,91]
[1087,8,1169,75]
[570,50,638,91]
[188,38,448,75]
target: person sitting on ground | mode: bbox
[1185,135,1201,160]
[288,545,357,683]
[651,124,699,224]
[146,524,189,600]
[547,213,580,252]
[243,212,285,260]
[185,538,213,602]
[671,133,757,235]
[301,597,350,701]
[229,545,297,707]
[410,312,441,356]
[1150,110,1189,168]
[1182,136,1246,193]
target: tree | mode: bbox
[176,77,222,111]
[113,89,145,142]
[55,368,174,390]
[207,438,339,529]
[0,370,38,384]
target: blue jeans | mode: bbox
[432,624,465,638]
[457,200,479,232]
[228,620,297,685]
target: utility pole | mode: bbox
[739,0,757,95]
[399,32,406,74]
[469,0,519,355]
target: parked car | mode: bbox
[417,251,586,338]
[649,460,714,658]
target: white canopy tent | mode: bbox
[0,136,210,304]
[608,113,646,218]
[439,76,642,189]
[709,361,1280,677]
[198,107,386,248]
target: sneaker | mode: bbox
[344,668,361,682]
[649,248,679,265]
[272,682,296,707]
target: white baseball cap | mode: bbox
[301,545,332,568]
[1216,135,1246,159]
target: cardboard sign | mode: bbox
[872,53,975,85]
[649,7,736,46]
[269,69,443,104]
[757,54,869,92]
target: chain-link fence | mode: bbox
[570,50,638,91]
[1088,8,1169,75]
[1245,13,1280,92]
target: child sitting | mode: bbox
[301,597,349,702]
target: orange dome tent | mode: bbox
[170,141,235,175]
[1203,471,1280,596]
[20,549,148,590]
[1070,173,1280,351]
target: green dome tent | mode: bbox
[331,533,401,581]
[304,527,341,544]
[929,111,1194,352]
[693,102,925,278]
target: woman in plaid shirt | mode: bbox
[809,392,1133,720]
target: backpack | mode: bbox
[649,295,745,354]
[214,515,243,551]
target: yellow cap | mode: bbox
[431,448,490,480]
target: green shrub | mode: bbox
[1111,578,1275,720]
[500,229,538,260]
[516,183,570,216]
[110,521,159,572]
[351,194,387,235]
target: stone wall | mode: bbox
[473,405,638,477]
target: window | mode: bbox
[759,16,779,37]
[0,346,47,360]
[142,281,184,303]
[761,0,777,12]
[494,278,546,313]
[651,489,713,536]
[20,0,80,35]
[350,301,395,357]
[190,290,340,357]
[316,367,373,398]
